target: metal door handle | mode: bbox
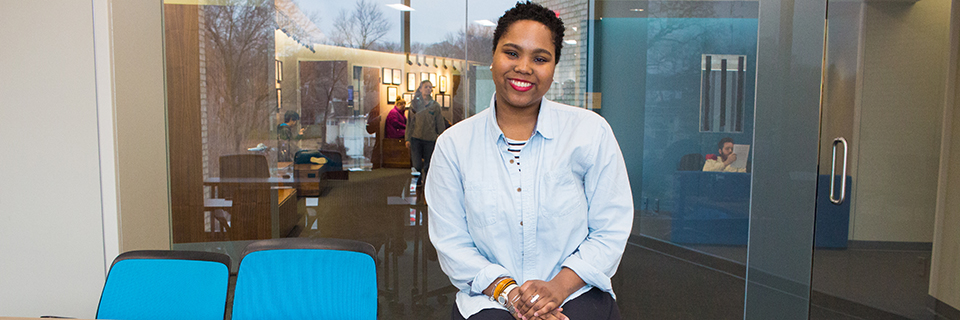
[830,137,848,205]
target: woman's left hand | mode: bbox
[515,280,566,320]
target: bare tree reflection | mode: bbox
[300,60,350,150]
[338,24,494,65]
[646,3,718,76]
[276,0,325,46]
[422,25,494,64]
[203,0,275,156]
[330,0,392,49]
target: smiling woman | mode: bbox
[490,20,558,140]
[425,3,632,320]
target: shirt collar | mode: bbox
[485,95,557,142]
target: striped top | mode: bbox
[504,137,527,165]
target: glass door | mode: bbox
[595,0,828,318]
[811,0,952,318]
[741,0,827,318]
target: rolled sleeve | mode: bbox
[470,264,510,295]
[561,253,613,293]
[565,121,633,296]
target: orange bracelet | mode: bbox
[492,278,517,299]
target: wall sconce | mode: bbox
[433,57,438,68]
[416,54,422,66]
[443,58,448,69]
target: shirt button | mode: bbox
[510,159,514,164]
[517,187,522,192]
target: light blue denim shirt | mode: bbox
[426,97,634,318]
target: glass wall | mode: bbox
[592,1,762,318]
[595,1,760,260]
[163,0,588,318]
[162,0,761,318]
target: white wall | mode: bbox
[931,0,960,309]
[850,0,951,242]
[0,0,107,317]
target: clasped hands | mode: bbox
[505,280,569,320]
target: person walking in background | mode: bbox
[277,110,305,162]
[406,80,445,186]
[410,80,434,114]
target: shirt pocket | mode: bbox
[539,169,586,218]
[464,184,499,227]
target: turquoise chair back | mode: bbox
[231,238,378,320]
[97,250,230,320]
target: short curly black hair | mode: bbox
[492,1,565,64]
[718,137,734,151]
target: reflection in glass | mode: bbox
[163,0,610,318]
[631,3,759,263]
[330,0,393,50]
[700,54,746,133]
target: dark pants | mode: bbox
[410,138,435,184]
[452,288,621,320]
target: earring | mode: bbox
[489,65,493,70]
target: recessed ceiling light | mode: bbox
[564,39,577,45]
[630,8,644,12]
[572,27,578,31]
[474,19,496,27]
[386,4,414,11]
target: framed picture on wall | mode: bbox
[387,86,398,103]
[436,93,446,107]
[382,68,393,84]
[439,75,447,93]
[402,93,413,103]
[407,73,417,91]
[392,68,402,85]
[429,73,437,87]
[276,88,282,110]
[443,94,452,108]
[420,72,429,86]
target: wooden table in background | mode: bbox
[195,178,301,242]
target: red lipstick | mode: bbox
[509,79,533,92]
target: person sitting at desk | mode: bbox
[703,137,746,172]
